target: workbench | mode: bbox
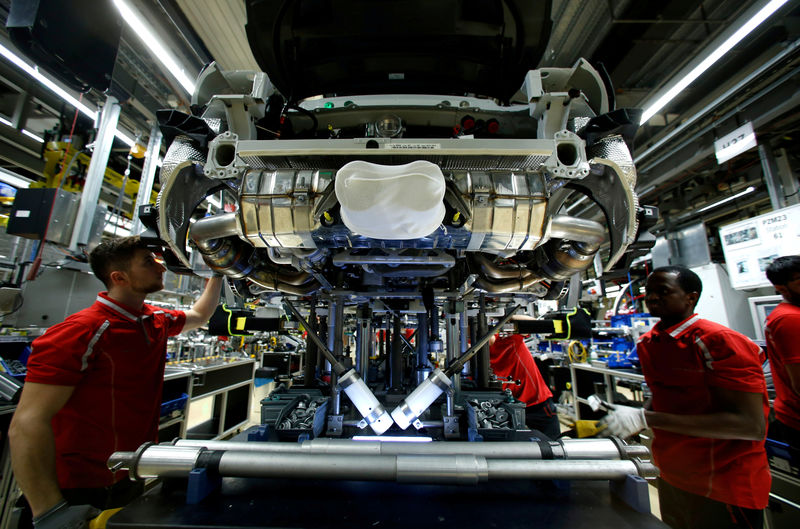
[569,363,645,420]
[108,472,667,528]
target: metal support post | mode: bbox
[443,385,459,439]
[383,319,392,389]
[776,148,800,206]
[477,294,490,389]
[415,311,430,385]
[317,315,328,373]
[70,95,121,250]
[330,298,344,421]
[390,315,403,391]
[760,143,785,210]
[468,316,478,381]
[131,125,163,235]
[356,304,372,380]
[303,300,318,387]
[459,306,469,378]
[444,301,464,392]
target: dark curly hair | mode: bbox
[89,236,150,288]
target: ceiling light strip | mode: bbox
[697,186,756,213]
[639,0,790,124]
[0,41,139,150]
[112,0,196,94]
[0,167,32,189]
[0,42,97,120]
[635,37,800,163]
[21,129,44,143]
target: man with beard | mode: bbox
[9,236,222,527]
[765,256,800,457]
[600,266,769,529]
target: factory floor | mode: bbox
[239,382,664,522]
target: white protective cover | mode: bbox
[335,160,446,240]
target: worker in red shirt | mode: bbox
[489,334,559,440]
[9,236,222,527]
[600,266,769,529]
[765,256,800,455]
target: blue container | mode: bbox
[160,393,189,417]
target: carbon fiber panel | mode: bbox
[239,155,550,172]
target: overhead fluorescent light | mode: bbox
[698,186,756,213]
[114,130,135,148]
[351,436,433,443]
[21,129,44,143]
[0,41,140,148]
[112,0,196,94]
[0,167,32,189]
[0,41,97,120]
[640,0,790,124]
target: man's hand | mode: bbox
[32,501,100,529]
[599,404,647,438]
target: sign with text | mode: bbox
[719,203,800,289]
[714,122,757,164]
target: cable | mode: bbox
[0,292,24,317]
[288,104,319,137]
[567,340,587,363]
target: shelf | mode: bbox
[0,336,34,343]
[158,415,185,430]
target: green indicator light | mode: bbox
[324,102,334,109]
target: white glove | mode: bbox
[33,501,100,529]
[599,404,647,438]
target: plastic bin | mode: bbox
[160,393,189,417]
[274,395,330,441]
[260,387,326,426]
[464,399,527,441]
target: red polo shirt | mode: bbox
[637,314,770,509]
[490,335,552,407]
[765,302,800,431]
[26,293,185,489]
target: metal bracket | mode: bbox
[204,131,248,179]
[326,414,344,436]
[443,415,460,439]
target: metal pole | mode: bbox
[70,95,121,250]
[317,315,328,373]
[390,315,403,391]
[173,437,650,460]
[759,143,785,210]
[116,445,658,483]
[283,300,345,376]
[445,308,460,392]
[331,297,344,414]
[384,318,392,389]
[415,311,430,385]
[303,300,318,387]
[445,305,520,377]
[356,305,371,379]
[130,125,163,235]
[477,294,490,388]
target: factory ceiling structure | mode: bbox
[0,0,797,260]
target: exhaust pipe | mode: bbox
[190,213,321,295]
